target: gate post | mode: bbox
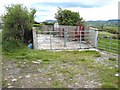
[64,31,67,48]
[79,31,82,49]
[94,30,98,49]
[109,36,112,50]
[32,27,37,50]
[50,31,52,50]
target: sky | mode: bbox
[0,0,119,22]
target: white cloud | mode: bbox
[65,1,118,21]
[0,0,119,22]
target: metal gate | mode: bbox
[98,31,119,53]
[33,27,98,50]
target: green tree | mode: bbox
[2,4,36,51]
[2,4,35,41]
[30,8,36,23]
[55,7,82,26]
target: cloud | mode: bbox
[0,0,119,22]
[37,9,49,12]
[31,0,116,8]
[32,2,96,8]
[34,7,57,22]
[31,0,118,22]
[65,2,118,21]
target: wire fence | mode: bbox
[98,32,119,53]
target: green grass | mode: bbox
[0,32,1,54]
[98,31,115,37]
[3,46,100,62]
[98,31,119,54]
[2,79,8,88]
[92,25,119,54]
[98,37,119,53]
[2,46,119,88]
[104,26,119,34]
[95,64,119,88]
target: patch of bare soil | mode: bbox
[2,60,100,88]
[96,50,118,68]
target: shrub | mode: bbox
[2,38,22,52]
[104,28,119,34]
[2,4,36,49]
[33,24,43,27]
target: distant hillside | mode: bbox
[86,19,119,27]
[43,20,56,23]
[107,19,120,22]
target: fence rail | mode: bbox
[98,33,119,53]
[33,27,119,53]
[33,28,98,50]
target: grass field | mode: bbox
[98,31,119,54]
[103,26,119,34]
[98,38,119,53]
[2,47,119,88]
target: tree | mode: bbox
[55,7,82,26]
[2,4,35,42]
[42,22,54,25]
[30,8,36,23]
[2,4,36,51]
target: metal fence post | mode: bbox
[50,31,52,50]
[94,30,98,49]
[109,36,112,50]
[64,31,67,48]
[79,31,82,49]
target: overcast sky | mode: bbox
[0,0,119,22]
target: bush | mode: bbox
[103,27,119,34]
[2,38,22,52]
[2,4,35,45]
[33,24,43,27]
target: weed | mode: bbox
[52,81,64,88]
[2,80,8,88]
[101,83,118,89]
[80,58,86,61]
[109,57,116,61]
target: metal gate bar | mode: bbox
[33,28,98,50]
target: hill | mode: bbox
[86,19,119,27]
[43,20,56,23]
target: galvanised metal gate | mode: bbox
[98,31,119,53]
[33,28,98,50]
